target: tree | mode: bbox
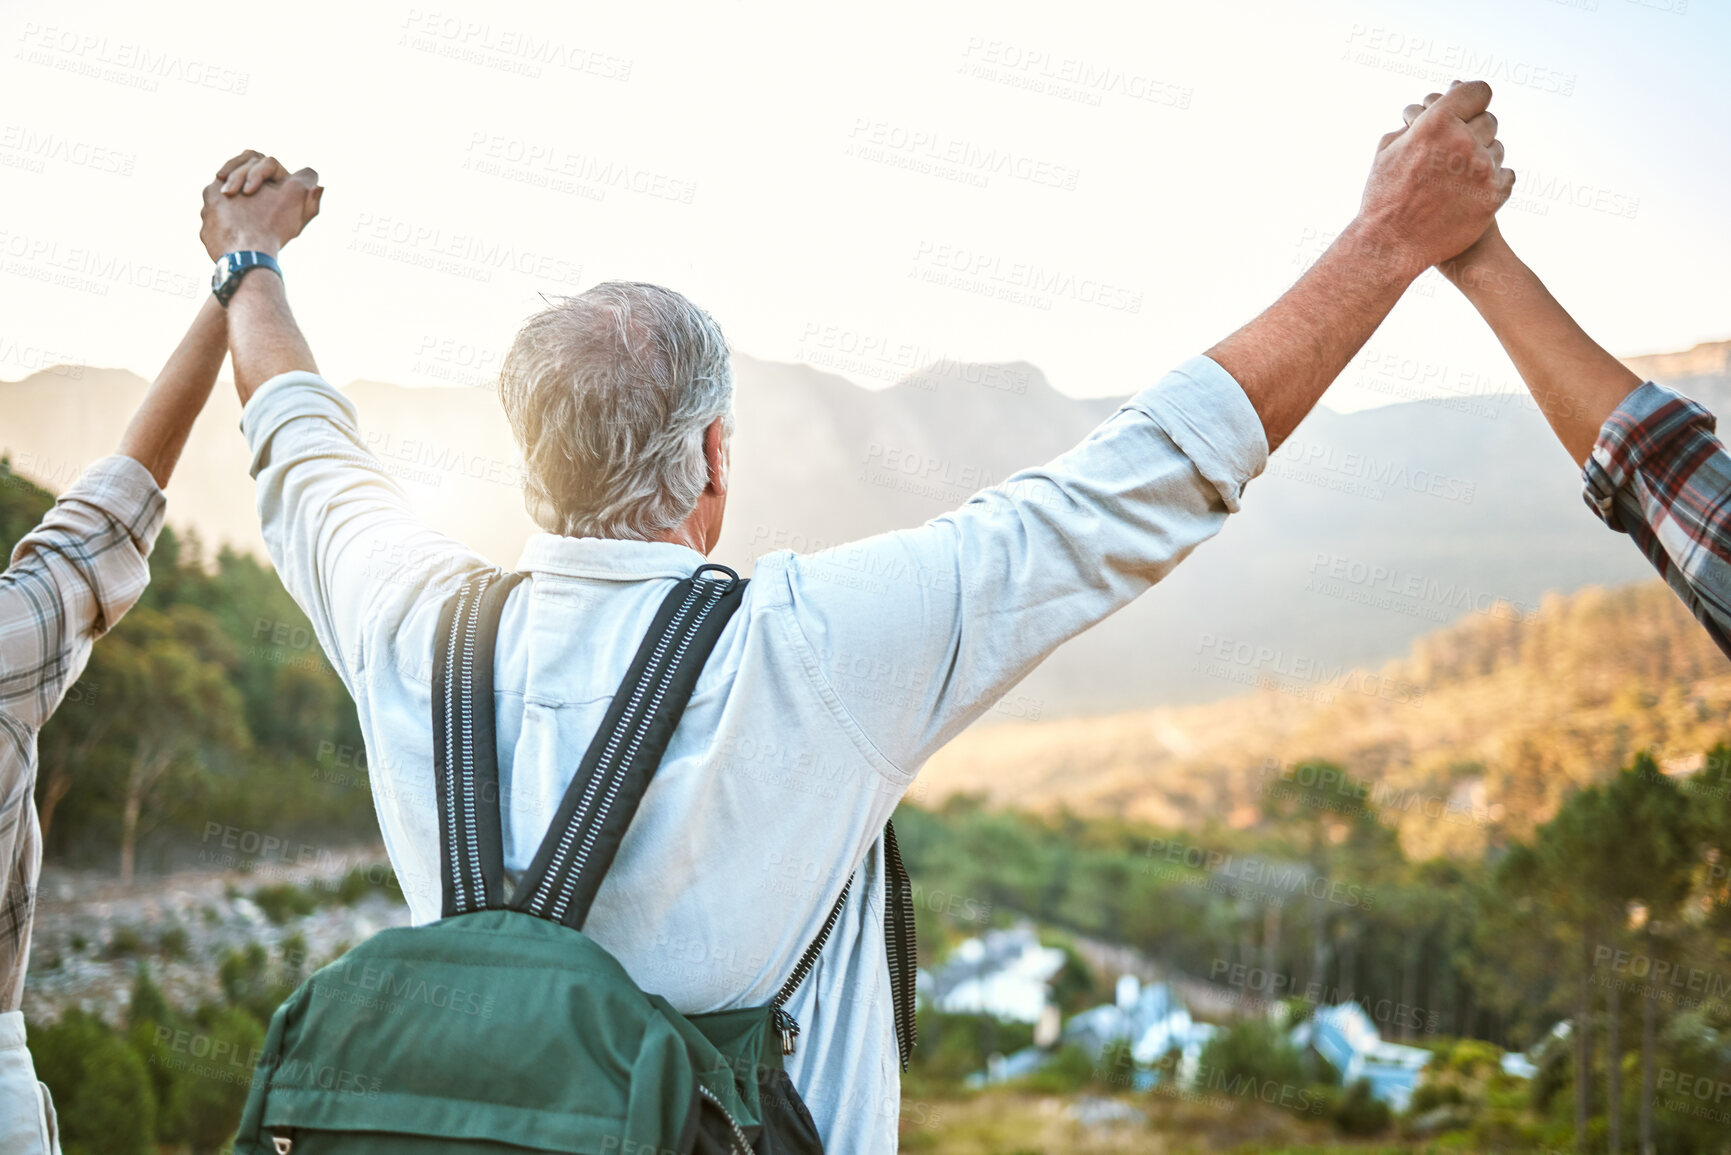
[1494,797,1611,1150]
[8,466,376,881]
[1598,757,1696,1155]
[1494,756,1698,1153]
[33,663,112,848]
[94,605,250,883]
[165,1006,265,1150]
[30,1009,157,1155]
[1198,1017,1306,1096]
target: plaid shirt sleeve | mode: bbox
[0,454,163,1011]
[0,455,165,727]
[1583,381,1731,658]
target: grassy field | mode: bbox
[897,1089,1482,1154]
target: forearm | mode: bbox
[116,295,229,487]
[1206,218,1421,451]
[1443,230,1640,466]
[228,266,318,405]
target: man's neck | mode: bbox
[649,518,710,554]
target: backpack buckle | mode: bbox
[693,562,740,591]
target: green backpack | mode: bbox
[232,563,916,1154]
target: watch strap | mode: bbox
[211,250,281,306]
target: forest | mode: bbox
[2,460,373,879]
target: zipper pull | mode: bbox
[271,1134,294,1154]
[773,1005,800,1056]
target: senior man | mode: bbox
[207,81,1510,1152]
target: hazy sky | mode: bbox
[1,0,1725,410]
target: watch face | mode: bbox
[211,251,276,305]
[212,254,241,303]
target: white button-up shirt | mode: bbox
[240,354,1267,1152]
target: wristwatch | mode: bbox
[211,250,281,306]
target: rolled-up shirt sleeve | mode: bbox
[1584,380,1731,656]
[0,454,164,728]
[240,372,488,691]
[769,354,1269,777]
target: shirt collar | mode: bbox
[514,533,708,581]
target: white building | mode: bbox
[1062,974,1218,1086]
[927,925,1068,1023]
[1290,1002,1433,1111]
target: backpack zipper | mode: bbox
[771,1005,799,1057]
[696,1083,752,1155]
[769,825,919,1068]
[769,877,853,1055]
[882,819,920,1071]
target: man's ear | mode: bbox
[704,417,729,495]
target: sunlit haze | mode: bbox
[2,0,1726,410]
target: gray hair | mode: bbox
[499,282,733,541]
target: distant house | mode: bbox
[966,971,1219,1090]
[1064,974,1218,1076]
[927,925,1068,1023]
[967,1046,1051,1088]
[1499,1020,1567,1080]
[1290,1002,1432,1110]
[1499,1052,1539,1079]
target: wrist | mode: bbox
[218,237,281,258]
[211,249,281,307]
[1441,234,1522,300]
[1329,214,1428,290]
[226,260,284,309]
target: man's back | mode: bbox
[239,356,1267,1151]
[357,538,907,1149]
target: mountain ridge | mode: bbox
[918,577,1731,859]
[4,339,1723,717]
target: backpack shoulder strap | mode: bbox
[431,568,526,917]
[509,563,747,930]
[430,562,920,1068]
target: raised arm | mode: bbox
[1434,180,1641,466]
[0,288,234,728]
[781,82,1515,774]
[198,150,323,403]
[199,150,487,689]
[1439,222,1640,465]
[1442,218,1731,655]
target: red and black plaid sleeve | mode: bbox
[1584,381,1731,658]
